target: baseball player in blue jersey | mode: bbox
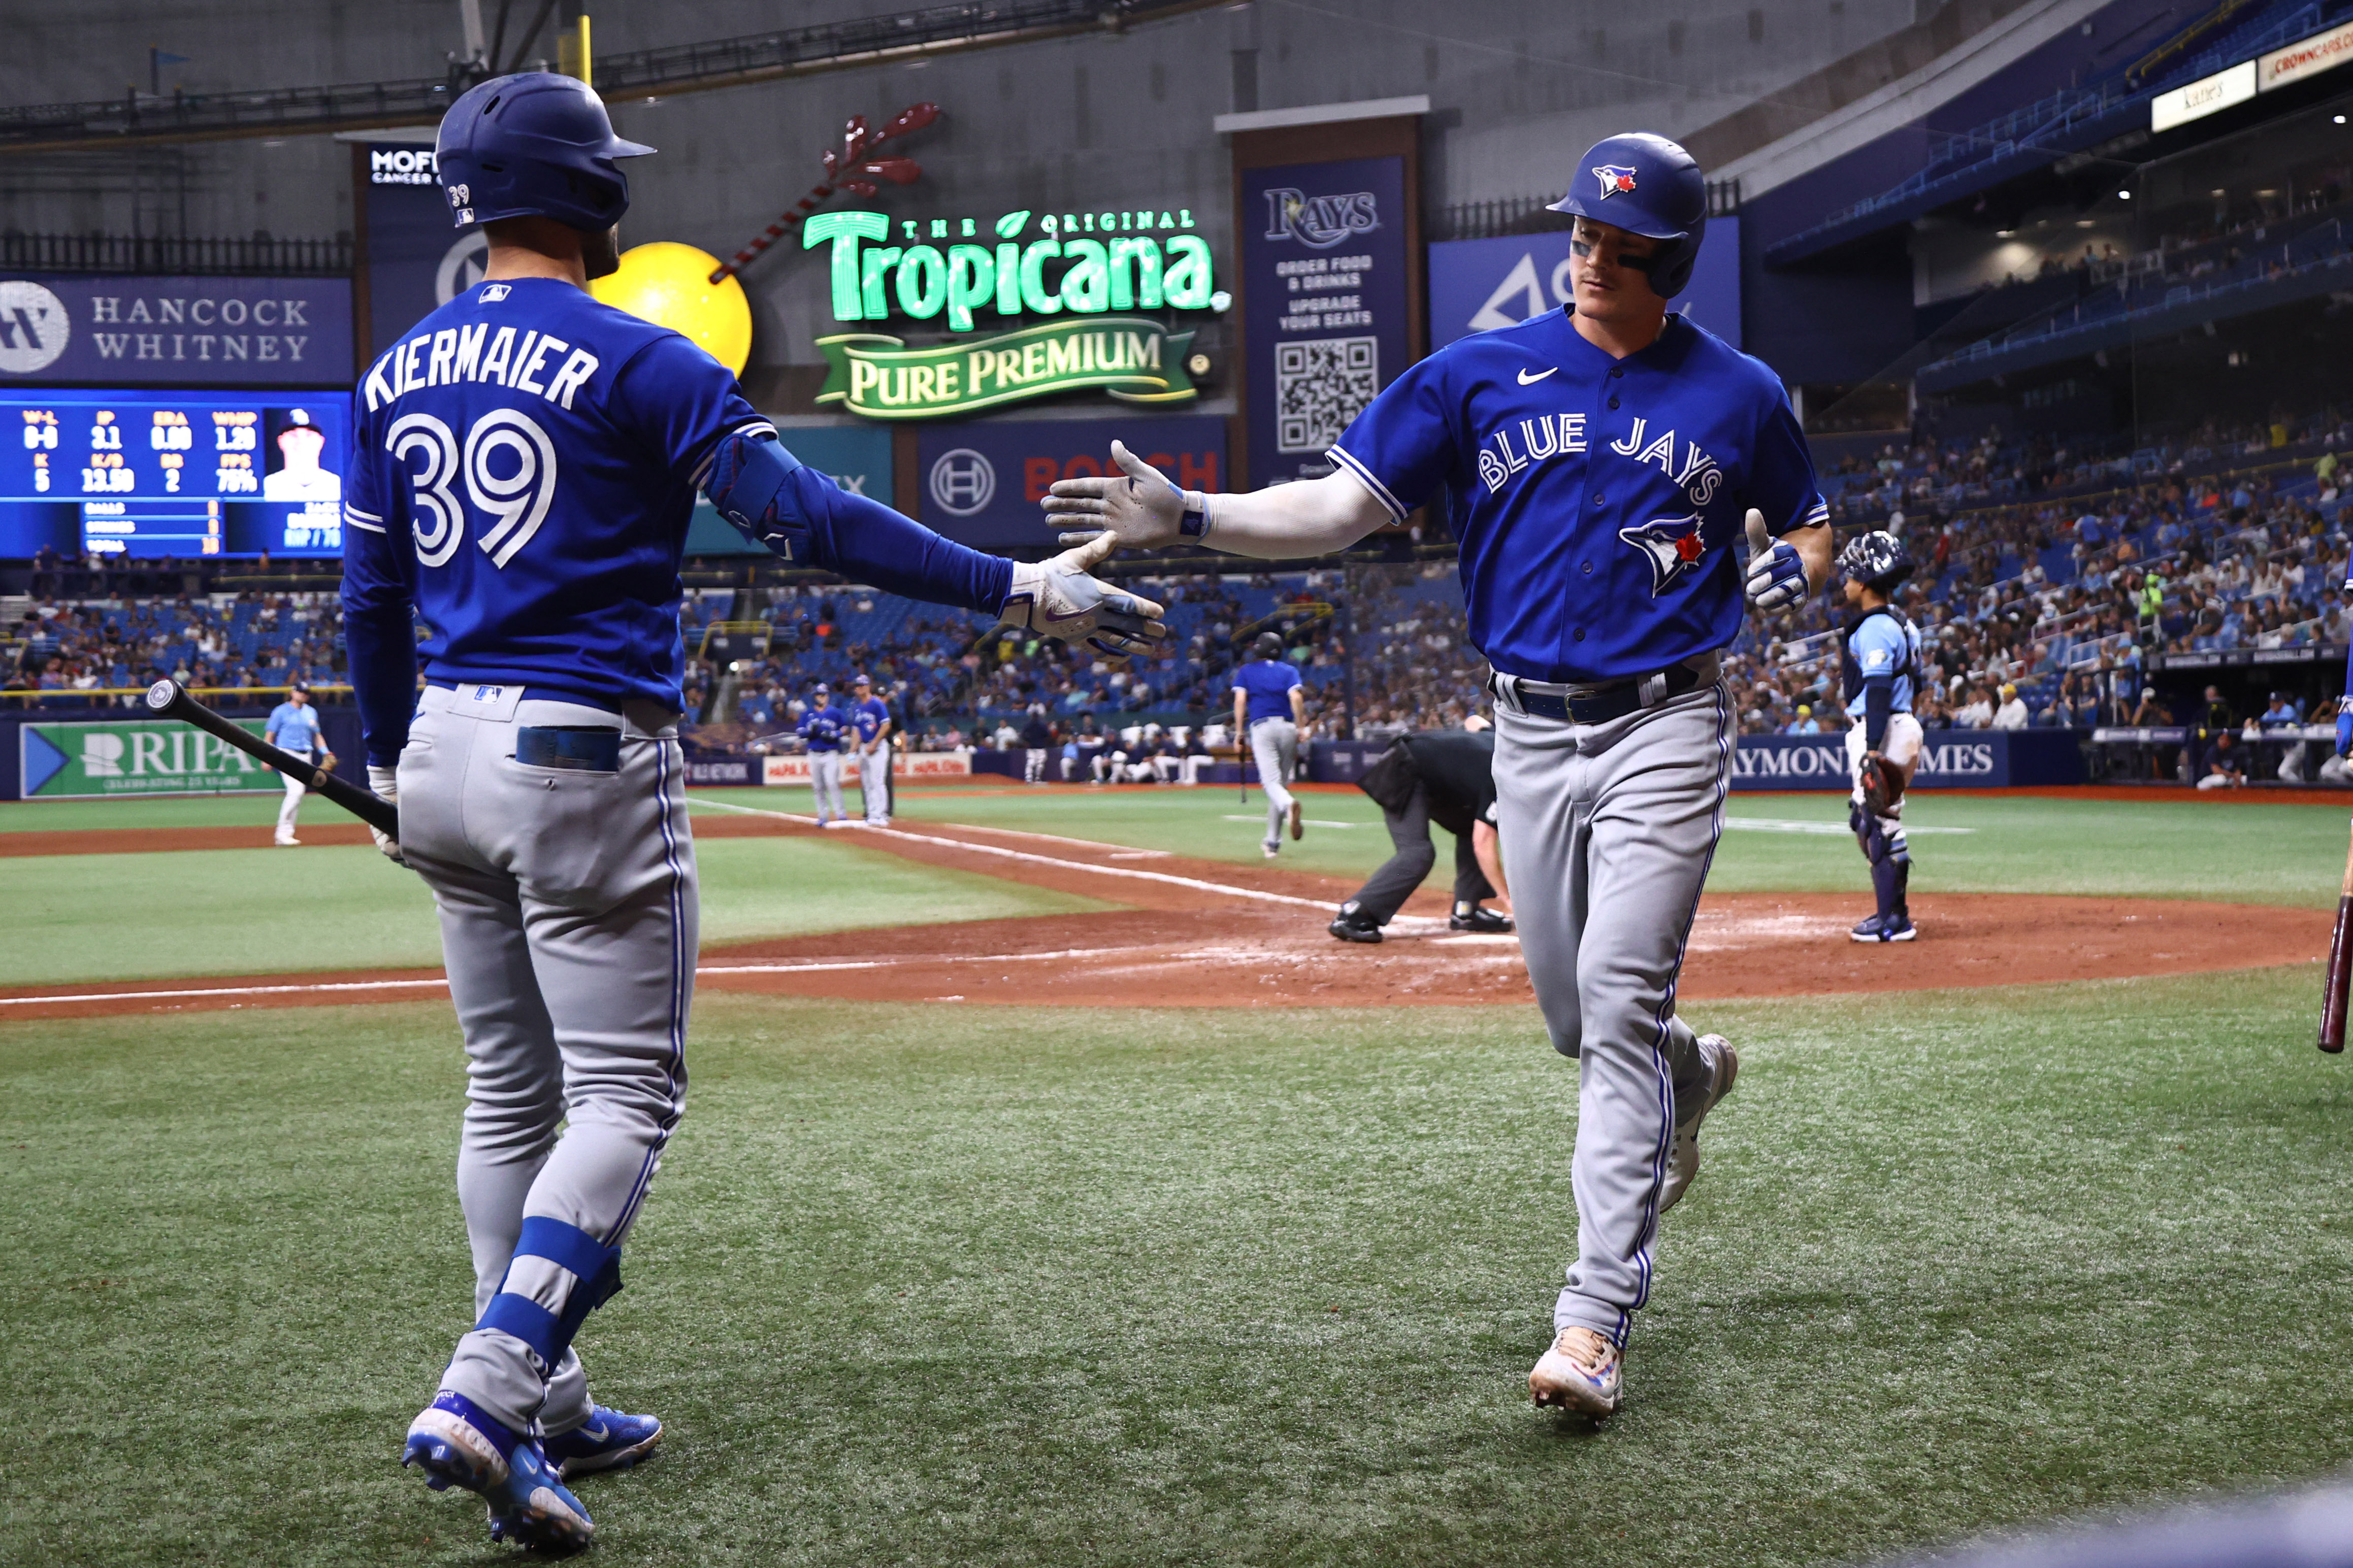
[1232,630,1306,856]
[1048,131,1831,1420]
[848,672,894,826]
[800,682,848,825]
[348,72,1163,1550]
[1839,531,1924,942]
[264,683,333,846]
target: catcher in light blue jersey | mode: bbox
[351,71,1164,1552]
[1047,132,1829,1423]
[1837,529,1925,943]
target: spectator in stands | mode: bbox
[1020,707,1053,785]
[1991,682,2030,729]
[2198,731,2247,790]
[1784,704,1821,736]
[2201,684,2234,732]
[1955,685,1995,728]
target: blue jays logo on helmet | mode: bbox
[1618,513,1708,596]
[1592,164,1640,199]
[1550,132,1709,298]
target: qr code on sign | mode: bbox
[1274,336,1378,454]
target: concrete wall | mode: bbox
[1,0,1921,387]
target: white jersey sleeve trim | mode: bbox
[688,419,779,490]
[343,506,387,534]
[1326,445,1407,524]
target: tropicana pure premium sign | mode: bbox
[803,206,1224,420]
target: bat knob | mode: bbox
[144,679,179,713]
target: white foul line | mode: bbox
[0,947,1156,1009]
[688,796,1332,910]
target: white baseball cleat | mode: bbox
[1659,1034,1738,1216]
[275,833,300,846]
[1529,1325,1622,1417]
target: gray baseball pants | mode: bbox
[1493,672,1730,1347]
[809,750,845,822]
[858,742,893,823]
[1250,716,1297,849]
[398,684,695,1436]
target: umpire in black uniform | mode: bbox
[1330,721,1514,943]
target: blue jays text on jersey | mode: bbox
[799,704,847,751]
[849,696,891,744]
[1327,309,1826,685]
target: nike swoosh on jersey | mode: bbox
[1516,366,1558,384]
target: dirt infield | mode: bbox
[0,806,2325,1019]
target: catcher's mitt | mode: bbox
[1859,752,1904,815]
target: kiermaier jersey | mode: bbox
[1328,309,1826,685]
[342,276,772,735]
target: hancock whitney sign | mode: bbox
[0,274,352,386]
[1731,730,2082,791]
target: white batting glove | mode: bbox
[1743,508,1809,614]
[366,763,407,867]
[1038,439,1207,549]
[998,533,1169,658]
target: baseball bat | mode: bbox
[143,679,398,839]
[2323,815,2353,1054]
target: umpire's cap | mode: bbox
[1548,132,1708,298]
[1252,630,1284,659]
[436,72,653,233]
[1837,529,1915,592]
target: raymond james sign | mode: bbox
[815,316,1197,420]
[0,274,352,386]
[1730,730,2081,791]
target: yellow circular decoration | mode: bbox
[589,242,753,377]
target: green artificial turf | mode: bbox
[701,783,2350,909]
[0,837,1107,988]
[0,793,292,832]
[5,973,2349,1565]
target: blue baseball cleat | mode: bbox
[544,1405,664,1478]
[1851,912,1918,943]
[402,1391,594,1552]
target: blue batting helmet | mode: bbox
[1837,530,1914,591]
[1548,132,1709,298]
[435,72,653,232]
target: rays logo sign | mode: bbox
[1262,188,1380,249]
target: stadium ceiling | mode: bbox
[0,0,1227,154]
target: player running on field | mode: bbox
[800,682,848,826]
[347,72,1163,1551]
[1232,630,1306,858]
[1838,530,1924,942]
[264,682,333,847]
[848,671,894,826]
[1047,131,1831,1420]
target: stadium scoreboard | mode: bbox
[2,388,354,558]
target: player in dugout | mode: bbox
[1330,717,1514,944]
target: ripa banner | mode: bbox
[20,716,278,797]
[0,274,352,387]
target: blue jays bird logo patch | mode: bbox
[1619,513,1707,595]
[1592,164,1639,198]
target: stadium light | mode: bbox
[2117,190,2132,199]
[2338,114,2348,124]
